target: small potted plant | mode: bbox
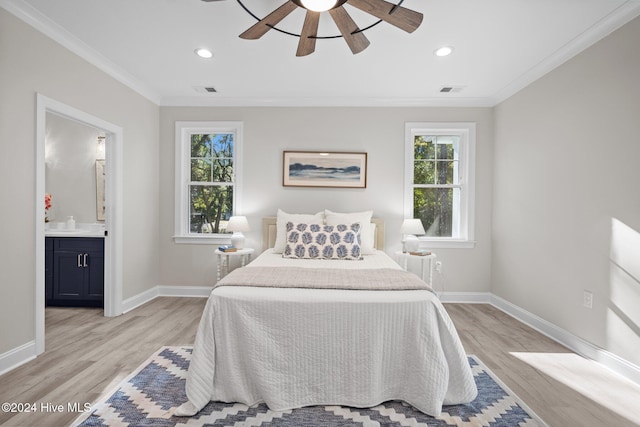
[45,193,52,226]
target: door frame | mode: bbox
[35,94,124,355]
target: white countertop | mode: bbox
[45,223,105,238]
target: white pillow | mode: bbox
[324,210,376,254]
[273,209,324,253]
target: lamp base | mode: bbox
[230,232,245,249]
[404,235,420,252]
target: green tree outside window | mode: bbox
[413,135,460,237]
[189,133,234,234]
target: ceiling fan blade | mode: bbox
[296,11,320,56]
[239,1,298,40]
[347,0,423,33]
[329,6,370,54]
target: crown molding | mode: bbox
[159,95,496,108]
[0,0,162,105]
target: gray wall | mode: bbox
[493,16,640,366]
[159,107,494,292]
[0,8,160,355]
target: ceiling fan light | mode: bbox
[300,0,337,12]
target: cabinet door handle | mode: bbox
[83,253,88,267]
[77,254,82,268]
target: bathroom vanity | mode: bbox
[45,226,105,307]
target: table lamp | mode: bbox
[226,216,250,249]
[401,218,425,252]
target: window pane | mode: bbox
[435,160,458,184]
[191,134,213,157]
[189,185,233,234]
[414,136,435,160]
[413,187,460,237]
[434,136,459,160]
[414,160,435,184]
[212,158,234,183]
[211,133,234,158]
[191,159,212,182]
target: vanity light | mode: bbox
[97,135,106,159]
[434,46,454,57]
[194,48,213,59]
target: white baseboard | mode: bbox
[158,286,213,298]
[121,285,212,313]
[0,340,36,376]
[121,286,159,314]
[490,294,640,386]
[438,291,491,303]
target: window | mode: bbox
[404,123,475,248]
[175,121,243,244]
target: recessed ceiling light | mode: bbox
[434,46,454,57]
[194,48,213,59]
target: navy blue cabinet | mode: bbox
[45,237,104,307]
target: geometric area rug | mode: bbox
[72,346,547,427]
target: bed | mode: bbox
[176,213,477,418]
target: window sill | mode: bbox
[174,235,232,245]
[418,239,475,249]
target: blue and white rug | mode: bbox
[73,346,546,426]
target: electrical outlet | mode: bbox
[435,261,442,272]
[583,291,593,309]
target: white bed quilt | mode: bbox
[176,251,477,417]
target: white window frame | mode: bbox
[404,122,476,248]
[174,121,243,244]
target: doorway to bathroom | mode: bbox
[35,94,123,355]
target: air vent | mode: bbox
[193,86,218,94]
[440,85,465,93]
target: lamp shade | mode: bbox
[226,216,250,233]
[401,219,425,236]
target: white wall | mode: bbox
[159,107,494,293]
[0,8,160,355]
[45,112,102,224]
[493,16,640,366]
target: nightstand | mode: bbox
[215,248,255,282]
[395,251,437,286]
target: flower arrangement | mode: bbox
[45,193,52,222]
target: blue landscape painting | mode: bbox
[288,157,361,182]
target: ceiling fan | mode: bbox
[203,0,423,56]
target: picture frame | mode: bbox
[283,151,367,188]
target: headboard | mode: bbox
[261,217,385,252]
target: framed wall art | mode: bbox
[283,151,367,188]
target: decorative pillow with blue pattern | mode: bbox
[283,222,363,260]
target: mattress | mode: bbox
[176,250,477,417]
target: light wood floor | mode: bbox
[1,299,639,426]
